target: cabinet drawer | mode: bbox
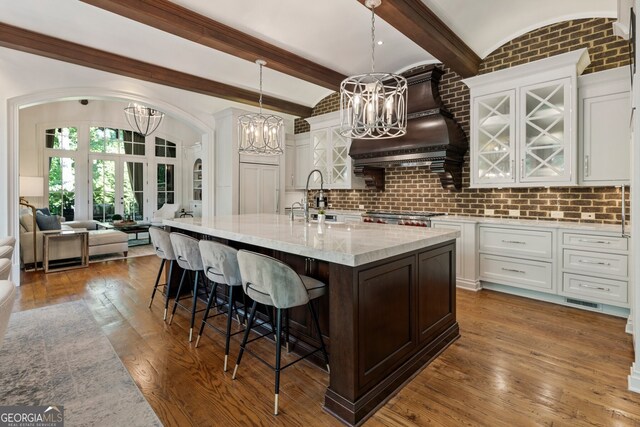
[563,249,627,278]
[562,273,628,305]
[562,233,628,251]
[480,254,553,292]
[479,227,552,259]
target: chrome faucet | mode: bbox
[304,169,325,223]
[289,201,303,220]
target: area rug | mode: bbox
[0,301,162,426]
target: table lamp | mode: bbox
[19,176,44,270]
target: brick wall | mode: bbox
[296,18,631,225]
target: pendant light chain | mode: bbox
[258,62,264,114]
[370,5,376,74]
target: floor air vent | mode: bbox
[565,298,600,310]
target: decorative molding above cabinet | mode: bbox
[305,111,366,190]
[578,66,631,186]
[464,48,591,188]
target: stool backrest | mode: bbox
[0,237,15,249]
[237,250,309,309]
[0,246,13,260]
[149,227,176,261]
[170,233,203,271]
[0,259,11,280]
[199,240,241,287]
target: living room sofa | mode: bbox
[19,215,129,265]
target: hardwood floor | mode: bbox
[15,256,640,426]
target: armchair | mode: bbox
[151,204,179,227]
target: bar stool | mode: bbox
[233,250,330,415]
[148,227,177,320]
[0,246,14,260]
[168,233,207,342]
[195,240,245,371]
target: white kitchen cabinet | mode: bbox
[431,218,480,290]
[285,135,295,191]
[239,162,280,215]
[464,49,590,188]
[294,132,311,189]
[305,111,366,190]
[578,67,631,186]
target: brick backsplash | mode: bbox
[297,18,631,225]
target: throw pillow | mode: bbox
[35,211,61,231]
[19,212,36,232]
[36,207,51,216]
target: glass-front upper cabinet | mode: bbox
[330,127,349,187]
[520,78,571,183]
[193,159,202,201]
[464,49,587,188]
[473,90,516,185]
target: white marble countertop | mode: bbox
[431,214,626,233]
[164,214,459,267]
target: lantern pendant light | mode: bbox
[339,0,408,139]
[124,103,164,136]
[238,59,284,155]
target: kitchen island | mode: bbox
[164,214,460,425]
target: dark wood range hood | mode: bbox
[349,64,468,190]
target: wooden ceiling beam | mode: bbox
[80,0,346,90]
[0,22,312,117]
[359,0,480,77]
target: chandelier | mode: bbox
[340,0,407,139]
[124,103,164,137]
[238,60,284,155]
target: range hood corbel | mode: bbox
[349,64,469,190]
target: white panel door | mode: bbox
[260,164,280,214]
[239,163,260,214]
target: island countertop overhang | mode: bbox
[163,214,459,267]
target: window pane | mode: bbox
[133,132,145,143]
[124,142,133,155]
[123,130,132,141]
[157,192,165,209]
[124,161,144,221]
[166,164,174,191]
[155,146,165,157]
[167,192,174,204]
[48,156,76,220]
[166,146,176,158]
[92,159,116,222]
[133,143,145,156]
[105,127,122,154]
[45,127,77,150]
[90,127,105,152]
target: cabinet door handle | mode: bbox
[502,239,526,244]
[578,283,610,292]
[578,259,611,266]
[577,239,610,244]
[584,155,590,177]
[502,267,526,274]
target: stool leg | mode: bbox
[308,301,330,373]
[189,270,200,342]
[232,300,258,380]
[195,280,218,348]
[149,258,165,308]
[223,285,236,372]
[168,269,187,325]
[285,309,290,353]
[266,306,277,341]
[163,260,174,321]
[274,307,282,415]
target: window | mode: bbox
[90,127,145,155]
[124,162,144,221]
[48,156,76,220]
[45,127,78,150]
[157,163,175,209]
[155,137,176,158]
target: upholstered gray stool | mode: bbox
[0,246,14,260]
[233,250,329,415]
[0,237,16,250]
[0,259,11,280]
[195,240,245,371]
[148,227,177,320]
[168,233,206,342]
[0,280,15,348]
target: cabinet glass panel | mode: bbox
[522,80,567,179]
[312,130,328,185]
[331,128,349,185]
[475,92,514,182]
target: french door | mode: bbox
[90,156,147,222]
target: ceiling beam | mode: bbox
[359,0,480,77]
[0,22,312,117]
[80,0,346,90]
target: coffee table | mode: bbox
[112,222,152,246]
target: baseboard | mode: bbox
[629,363,640,393]
[627,315,633,335]
[456,278,481,291]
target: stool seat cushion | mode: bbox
[89,229,128,246]
[300,275,326,300]
[0,246,14,260]
[0,259,11,280]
